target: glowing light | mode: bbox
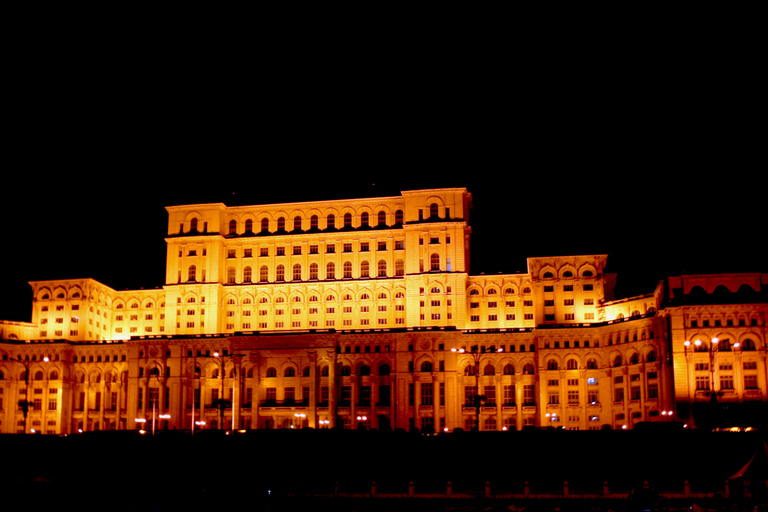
[43,357,49,362]
[694,340,702,346]
[734,342,741,348]
[712,337,719,344]
[622,425,628,430]
[684,340,691,347]
[213,352,220,357]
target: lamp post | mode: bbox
[684,337,731,404]
[16,355,49,434]
[451,345,503,431]
[211,351,244,431]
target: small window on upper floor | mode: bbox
[228,220,237,235]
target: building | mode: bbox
[0,188,765,434]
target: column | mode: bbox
[308,351,317,427]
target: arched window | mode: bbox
[646,350,657,362]
[430,254,440,271]
[378,260,387,277]
[293,216,302,231]
[583,270,593,277]
[188,265,197,282]
[340,365,352,376]
[360,212,369,227]
[228,220,237,235]
[360,260,369,278]
[563,271,573,277]
[378,364,391,376]
[629,353,639,365]
[326,262,335,280]
[395,210,404,224]
[343,261,353,279]
[547,360,558,371]
[586,358,598,370]
[359,365,371,376]
[743,339,757,351]
[284,367,296,377]
[309,263,319,280]
[321,365,329,377]
[266,367,277,377]
[503,363,515,375]
[421,361,433,372]
[543,271,554,278]
[566,359,578,370]
[261,218,269,233]
[259,266,269,283]
[34,370,44,380]
[429,203,439,218]
[277,217,286,231]
[243,266,252,283]
[245,219,253,233]
[377,211,387,226]
[464,365,476,376]
[343,213,352,228]
[484,363,495,375]
[293,264,301,281]
[49,370,59,380]
[190,218,198,232]
[276,265,285,282]
[310,215,319,230]
[613,355,623,367]
[326,214,335,230]
[523,363,535,375]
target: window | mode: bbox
[430,254,440,271]
[378,260,387,277]
[421,382,433,405]
[293,264,301,281]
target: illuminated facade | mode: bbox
[0,188,765,434]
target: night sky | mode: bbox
[1,19,764,323]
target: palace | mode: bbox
[0,188,766,435]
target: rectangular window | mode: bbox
[503,385,515,406]
[464,385,477,407]
[480,385,494,406]
[696,376,710,390]
[523,385,535,406]
[421,382,433,406]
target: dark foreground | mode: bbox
[1,427,766,511]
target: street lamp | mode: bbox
[451,345,503,431]
[293,412,307,429]
[16,355,49,434]
[684,337,730,404]
[211,351,245,432]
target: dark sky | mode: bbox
[1,18,764,322]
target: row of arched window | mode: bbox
[0,369,60,380]
[224,291,405,306]
[218,260,409,284]
[217,210,406,237]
